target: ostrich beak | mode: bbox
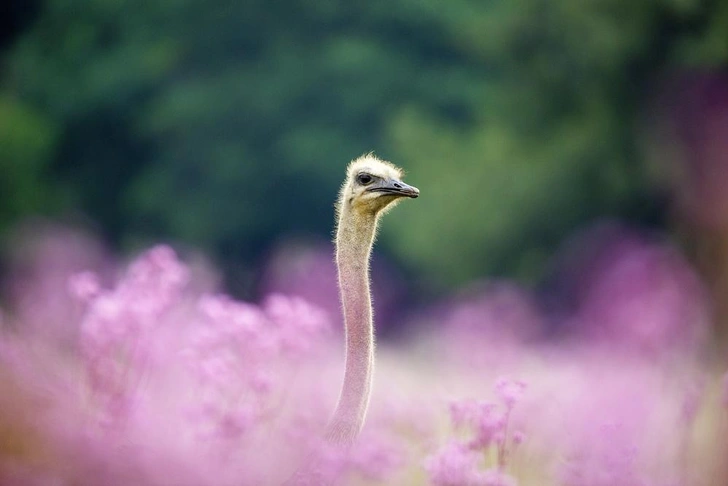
[368,179,420,198]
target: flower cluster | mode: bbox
[61,246,346,484]
[74,246,189,427]
[425,378,525,486]
[0,228,725,486]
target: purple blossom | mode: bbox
[436,282,543,370]
[553,225,710,356]
[0,228,722,485]
[494,378,526,409]
[424,441,482,486]
[449,399,480,428]
[347,433,405,481]
[475,468,518,486]
[559,422,642,486]
[67,271,101,302]
[263,293,332,356]
[511,431,525,445]
[433,378,527,484]
[471,403,505,450]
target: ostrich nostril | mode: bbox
[393,182,402,188]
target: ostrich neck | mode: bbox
[327,206,378,444]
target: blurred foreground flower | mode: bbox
[0,228,725,485]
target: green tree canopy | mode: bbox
[1,0,725,291]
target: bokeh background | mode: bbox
[3,2,728,484]
[2,0,728,337]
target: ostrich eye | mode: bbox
[357,173,373,185]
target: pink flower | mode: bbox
[425,441,482,486]
[449,399,481,428]
[0,230,716,486]
[215,405,255,440]
[559,421,643,486]
[494,378,526,409]
[476,468,518,486]
[561,226,710,356]
[471,404,505,450]
[512,431,525,445]
[680,378,705,424]
[263,293,331,357]
[67,271,101,302]
[347,433,405,481]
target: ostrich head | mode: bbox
[340,154,419,216]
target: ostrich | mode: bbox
[326,154,419,445]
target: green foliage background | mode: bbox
[1,0,726,292]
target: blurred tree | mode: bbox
[380,0,717,285]
[0,97,61,238]
[0,2,41,49]
[1,0,724,291]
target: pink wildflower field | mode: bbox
[0,226,726,485]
